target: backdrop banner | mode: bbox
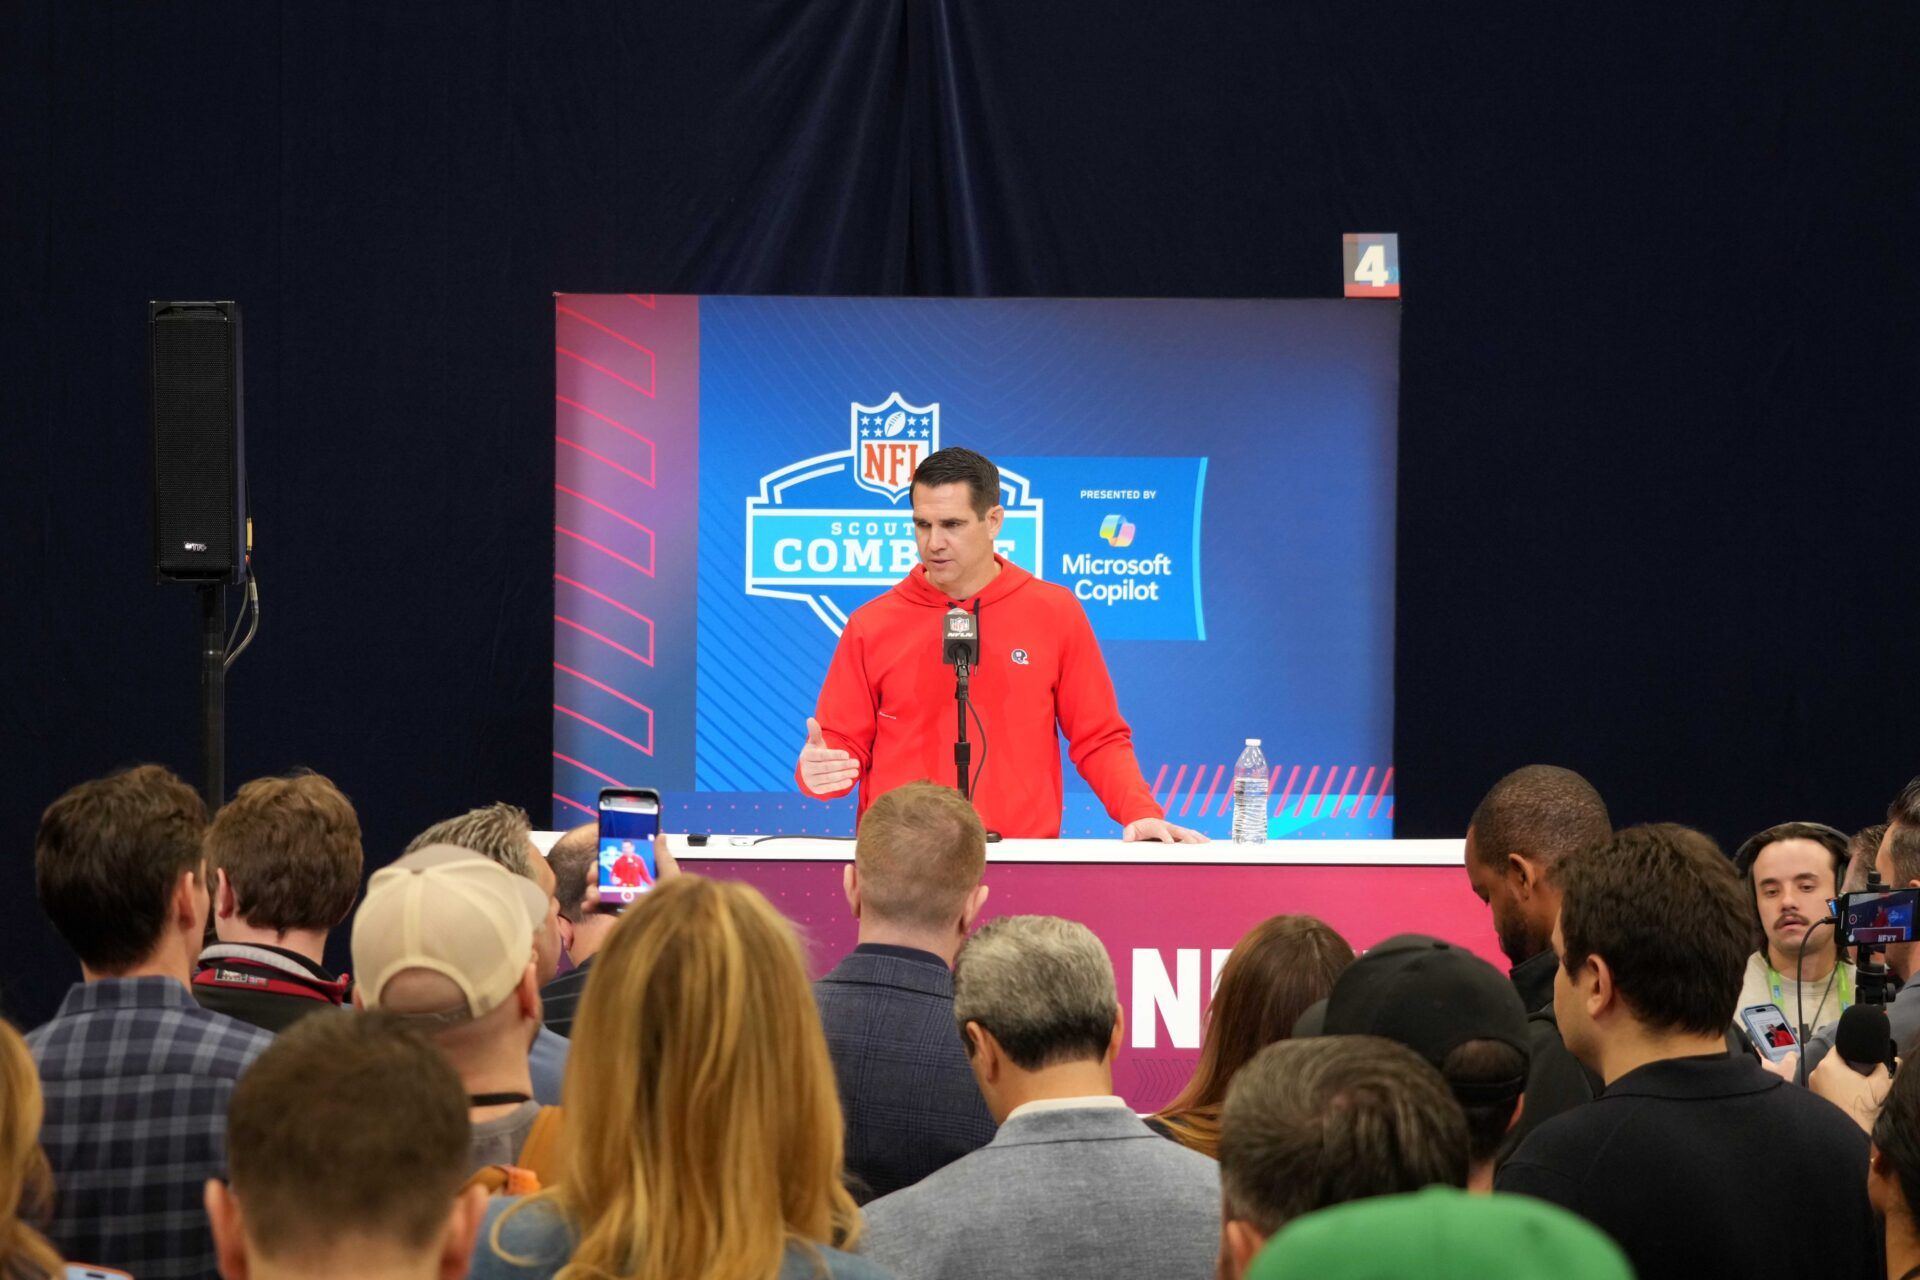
[554,295,1400,840]
[683,852,1498,1112]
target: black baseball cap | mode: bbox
[1294,933,1530,1104]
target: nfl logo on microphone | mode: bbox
[852,393,938,503]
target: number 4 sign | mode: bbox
[1343,233,1401,298]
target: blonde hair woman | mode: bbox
[2,1021,62,1280]
[471,876,893,1280]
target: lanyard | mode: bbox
[1765,959,1851,1025]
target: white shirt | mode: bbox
[1005,1094,1134,1121]
[1736,949,1852,1036]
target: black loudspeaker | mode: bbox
[150,301,246,583]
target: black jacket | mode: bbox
[540,955,594,1038]
[1498,1053,1877,1280]
[1499,948,1601,1163]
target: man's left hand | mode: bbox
[1808,1051,1896,1133]
[1123,817,1209,844]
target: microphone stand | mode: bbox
[953,659,972,800]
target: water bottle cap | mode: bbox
[1245,738,1261,746]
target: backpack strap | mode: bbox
[463,1163,541,1198]
[517,1106,566,1187]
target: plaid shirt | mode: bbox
[27,976,273,1280]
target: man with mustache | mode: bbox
[1732,822,1853,1043]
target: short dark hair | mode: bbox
[1558,823,1750,1036]
[1848,824,1888,894]
[225,1011,469,1259]
[1468,765,1611,880]
[1890,777,1920,829]
[547,822,598,923]
[35,765,208,972]
[1887,825,1920,890]
[1218,1036,1468,1237]
[1440,1038,1527,1167]
[204,771,363,932]
[910,448,1000,517]
[1732,822,1848,942]
[1874,1042,1920,1226]
[1734,822,1848,884]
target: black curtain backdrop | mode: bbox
[3,1,1916,1024]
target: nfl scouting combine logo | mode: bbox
[745,392,1043,635]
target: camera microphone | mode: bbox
[1835,1004,1896,1077]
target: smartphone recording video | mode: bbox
[597,788,661,906]
[1738,1003,1798,1063]
[1830,887,1920,947]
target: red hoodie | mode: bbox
[798,555,1164,837]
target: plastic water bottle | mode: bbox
[1232,738,1269,844]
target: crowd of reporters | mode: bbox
[5,762,1920,1280]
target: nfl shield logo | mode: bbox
[851,392,939,503]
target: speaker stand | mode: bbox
[198,583,226,808]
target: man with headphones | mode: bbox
[1732,822,1855,1042]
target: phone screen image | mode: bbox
[1837,888,1920,946]
[598,791,660,905]
[1739,1003,1798,1062]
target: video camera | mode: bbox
[1828,873,1918,1009]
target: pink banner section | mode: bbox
[684,855,1500,1112]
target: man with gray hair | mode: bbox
[815,781,997,1202]
[404,803,568,1103]
[860,915,1219,1280]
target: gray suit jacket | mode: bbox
[859,1104,1220,1280]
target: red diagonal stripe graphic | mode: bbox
[556,434,656,487]
[555,573,656,626]
[556,345,656,398]
[1293,766,1320,817]
[1198,765,1224,820]
[555,614,654,666]
[1368,767,1395,820]
[555,702,654,755]
[1150,763,1168,805]
[555,483,657,536]
[553,751,626,788]
[1348,767,1377,819]
[555,661,654,708]
[626,294,655,308]
[552,791,596,818]
[1315,766,1354,819]
[556,305,660,363]
[556,525,655,577]
[555,395,659,449]
[1274,765,1300,816]
[1180,763,1210,818]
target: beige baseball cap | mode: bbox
[351,843,549,1019]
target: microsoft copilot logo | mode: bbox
[1098,514,1136,548]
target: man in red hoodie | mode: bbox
[795,447,1206,842]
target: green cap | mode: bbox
[1246,1187,1633,1280]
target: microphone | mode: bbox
[1835,1004,1895,1076]
[942,605,979,668]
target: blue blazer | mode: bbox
[813,946,998,1203]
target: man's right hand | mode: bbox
[798,716,860,795]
